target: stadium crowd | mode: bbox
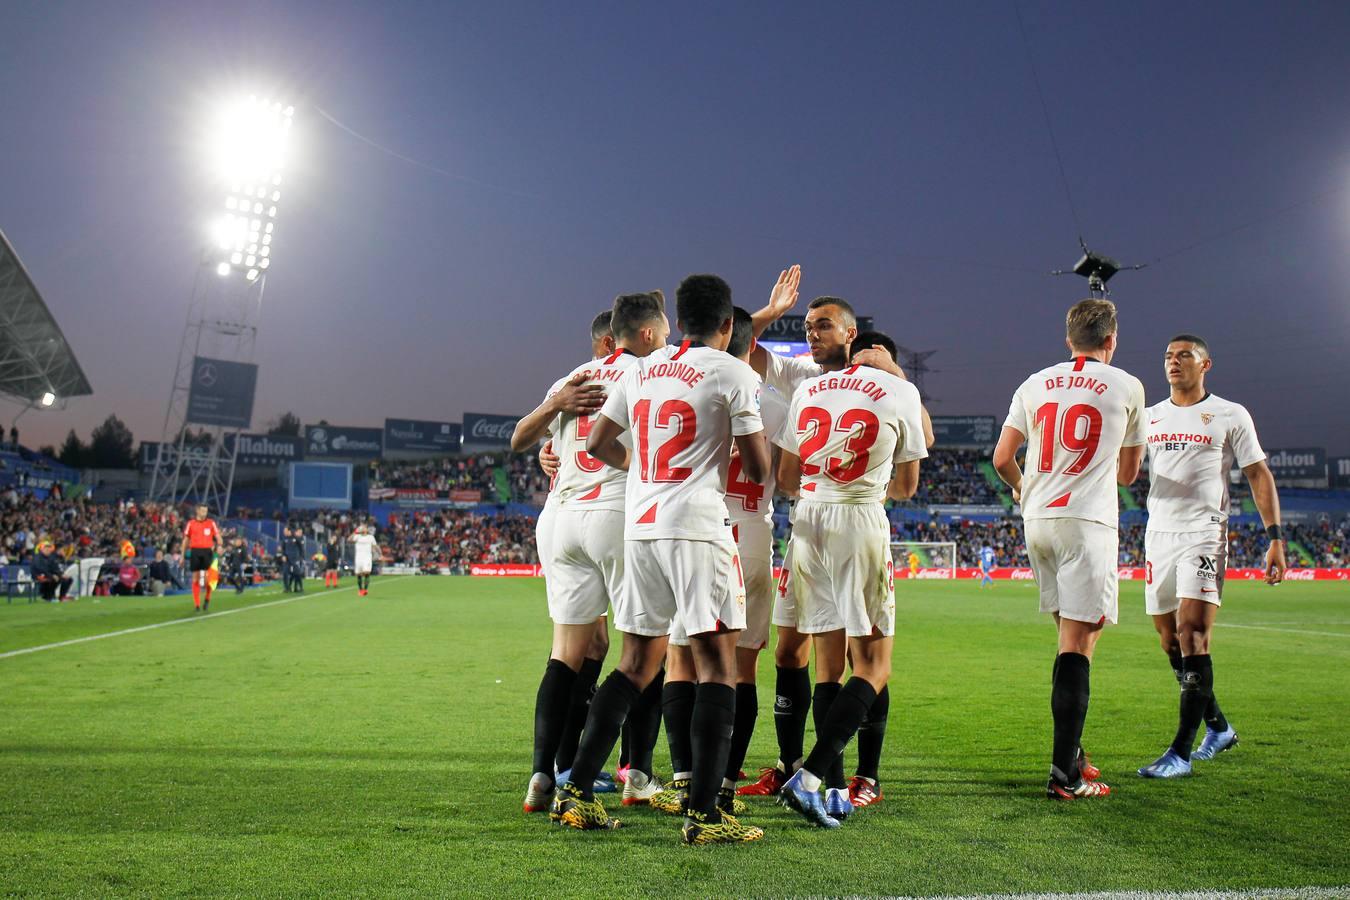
[381,510,538,573]
[905,449,1002,507]
[370,452,550,502]
[2,491,186,562]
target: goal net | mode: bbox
[890,541,958,580]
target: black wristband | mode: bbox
[1266,524,1283,541]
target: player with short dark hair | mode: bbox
[740,270,931,806]
[993,297,1147,800]
[774,330,928,827]
[183,504,223,612]
[1137,335,1285,777]
[553,272,771,845]
[515,292,672,813]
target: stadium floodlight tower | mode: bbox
[148,96,294,515]
[1052,237,1145,298]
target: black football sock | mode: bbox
[568,671,641,801]
[855,684,890,782]
[803,677,876,780]
[1171,654,1214,760]
[1050,652,1091,783]
[531,659,578,779]
[553,656,601,774]
[725,683,759,781]
[628,668,665,776]
[662,680,697,778]
[618,721,632,771]
[1200,655,1228,732]
[810,682,846,789]
[1204,691,1229,734]
[774,665,811,770]
[1168,648,1185,684]
[688,683,736,818]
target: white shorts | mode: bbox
[354,561,372,576]
[536,499,558,581]
[1145,528,1227,616]
[546,507,624,625]
[1024,518,1119,625]
[621,536,746,643]
[732,518,774,650]
[777,501,895,638]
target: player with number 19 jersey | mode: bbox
[1003,356,1146,623]
[599,340,764,638]
[779,363,927,637]
[543,349,639,625]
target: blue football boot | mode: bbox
[1138,748,1193,778]
[777,770,840,828]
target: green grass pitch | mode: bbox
[1,576,1347,897]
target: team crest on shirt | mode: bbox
[1200,413,1215,425]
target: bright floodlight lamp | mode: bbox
[206,96,291,280]
[40,391,56,407]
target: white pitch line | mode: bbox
[1221,623,1350,639]
[0,584,357,660]
[878,888,1349,900]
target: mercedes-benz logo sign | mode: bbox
[197,363,218,387]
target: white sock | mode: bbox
[673,771,692,783]
[721,777,736,791]
[799,770,822,792]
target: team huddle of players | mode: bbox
[515,266,1286,845]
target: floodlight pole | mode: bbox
[147,263,264,516]
[149,97,289,517]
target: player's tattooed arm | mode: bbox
[510,374,605,452]
[748,265,802,378]
[585,414,630,471]
[1243,459,1286,585]
[887,459,920,501]
[992,426,1025,504]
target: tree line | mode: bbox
[41,412,303,470]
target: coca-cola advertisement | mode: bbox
[461,413,523,448]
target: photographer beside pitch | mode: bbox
[1136,335,1285,778]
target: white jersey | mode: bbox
[352,534,378,569]
[725,384,789,525]
[763,350,822,398]
[600,341,764,541]
[1145,393,1265,533]
[1004,357,1147,529]
[780,364,928,503]
[546,350,639,512]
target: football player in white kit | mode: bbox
[992,298,1146,801]
[1137,335,1285,778]
[645,306,790,822]
[350,525,380,597]
[721,308,790,798]
[513,297,671,812]
[553,273,770,845]
[774,330,927,828]
[516,310,622,790]
[740,269,932,806]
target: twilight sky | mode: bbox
[3,0,1349,454]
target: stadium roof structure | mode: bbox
[0,228,92,405]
